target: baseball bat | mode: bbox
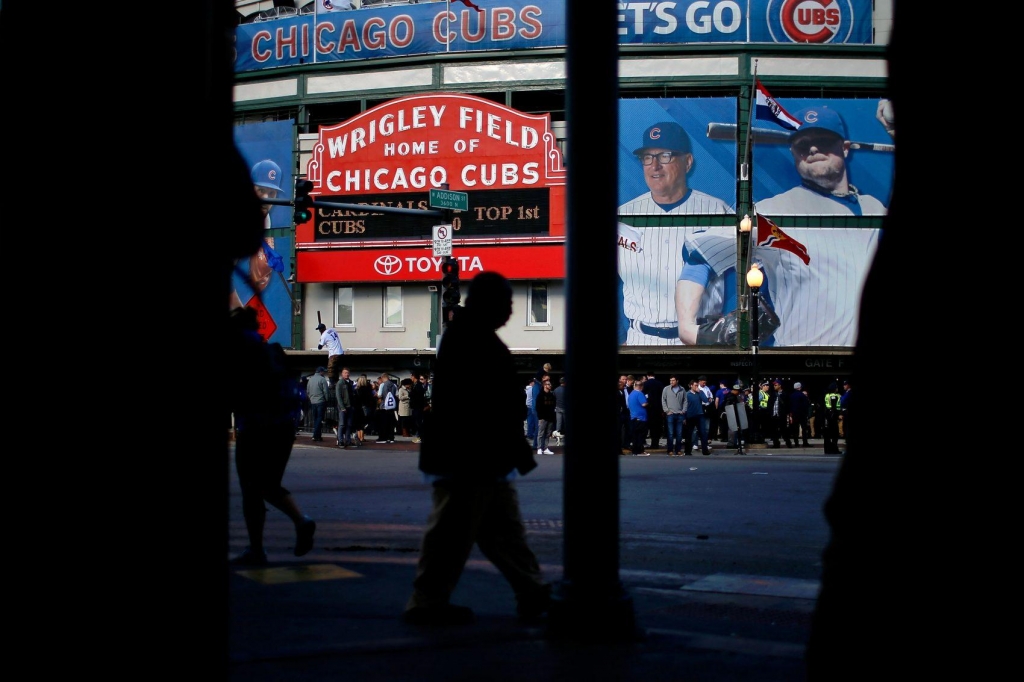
[317,310,322,326]
[706,122,895,152]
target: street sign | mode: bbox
[429,188,468,211]
[432,224,453,257]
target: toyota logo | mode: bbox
[374,255,403,276]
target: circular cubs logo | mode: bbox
[373,255,403,276]
[767,0,854,44]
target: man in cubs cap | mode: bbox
[251,159,284,193]
[230,159,288,309]
[617,119,731,216]
[757,104,886,216]
[617,119,732,345]
[789,106,848,144]
[632,121,692,157]
[250,159,286,229]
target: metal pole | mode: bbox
[750,285,760,442]
[549,0,639,642]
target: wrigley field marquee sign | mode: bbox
[299,93,566,245]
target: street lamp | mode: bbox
[741,210,757,374]
[746,263,763,443]
[746,262,763,383]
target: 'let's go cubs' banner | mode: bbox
[236,0,873,72]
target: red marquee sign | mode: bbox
[297,93,566,281]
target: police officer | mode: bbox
[753,380,771,444]
[822,382,842,454]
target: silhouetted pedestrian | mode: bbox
[404,272,550,626]
[227,307,315,565]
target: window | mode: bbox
[335,286,353,326]
[528,282,548,326]
[384,286,403,327]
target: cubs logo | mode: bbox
[373,255,403,276]
[766,0,855,45]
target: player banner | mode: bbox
[675,224,880,348]
[616,98,737,346]
[232,119,297,346]
[618,98,737,215]
[748,97,895,216]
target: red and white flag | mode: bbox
[453,0,484,11]
[754,80,801,132]
[756,213,810,265]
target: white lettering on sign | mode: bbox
[461,162,539,187]
[327,105,448,158]
[617,2,742,36]
[326,166,449,192]
[383,140,439,157]
[457,107,539,149]
[401,255,484,273]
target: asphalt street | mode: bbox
[227,432,842,681]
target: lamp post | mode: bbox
[746,263,763,444]
[739,214,752,234]
[738,214,753,350]
[746,260,763,395]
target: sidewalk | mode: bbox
[229,556,813,682]
[296,429,840,457]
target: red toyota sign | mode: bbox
[297,244,566,283]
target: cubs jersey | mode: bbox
[756,184,887,216]
[618,223,730,346]
[616,187,731,346]
[680,227,880,346]
[618,188,732,216]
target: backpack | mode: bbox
[382,387,397,410]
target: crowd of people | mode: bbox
[616,373,852,456]
[296,363,851,458]
[301,368,433,448]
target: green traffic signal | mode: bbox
[294,179,314,224]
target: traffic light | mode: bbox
[293,178,313,224]
[441,256,461,309]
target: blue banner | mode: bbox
[751,97,894,216]
[618,98,737,212]
[232,120,296,346]
[235,0,873,73]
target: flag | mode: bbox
[318,0,347,12]
[453,0,484,10]
[756,213,810,265]
[754,80,801,132]
[262,240,285,273]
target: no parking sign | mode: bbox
[432,224,452,257]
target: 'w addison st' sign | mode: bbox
[300,93,566,244]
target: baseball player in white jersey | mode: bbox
[756,106,887,217]
[675,225,880,346]
[617,121,731,345]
